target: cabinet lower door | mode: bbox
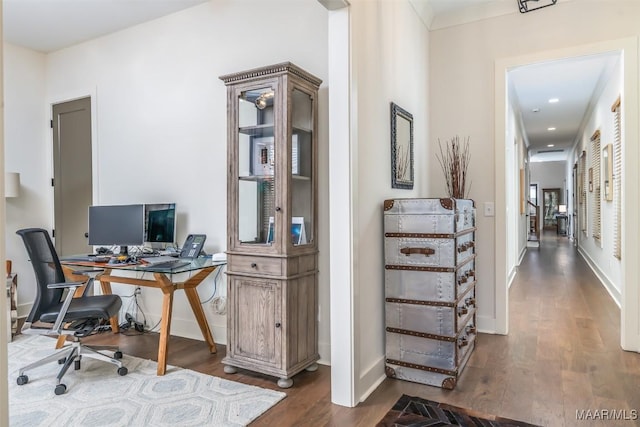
[229,276,282,368]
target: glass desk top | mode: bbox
[61,256,226,275]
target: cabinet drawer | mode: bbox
[385,288,476,337]
[385,260,475,303]
[385,314,477,372]
[385,233,474,268]
[228,255,283,276]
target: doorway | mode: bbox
[52,97,93,256]
[496,38,640,351]
[542,188,560,230]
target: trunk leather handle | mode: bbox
[400,247,435,257]
[457,241,475,253]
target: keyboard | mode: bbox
[140,255,184,265]
[64,255,110,263]
[143,260,191,271]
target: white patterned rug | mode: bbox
[8,335,286,426]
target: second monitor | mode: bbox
[144,203,176,249]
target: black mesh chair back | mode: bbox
[16,228,67,324]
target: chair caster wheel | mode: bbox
[117,367,128,376]
[114,351,123,359]
[58,358,66,365]
[75,360,81,370]
[55,384,67,395]
[16,375,28,386]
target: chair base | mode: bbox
[17,338,127,394]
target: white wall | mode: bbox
[5,0,331,360]
[571,56,623,302]
[429,1,640,333]
[349,0,430,402]
[3,44,48,312]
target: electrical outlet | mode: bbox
[135,287,142,295]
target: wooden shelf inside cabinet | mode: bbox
[238,175,275,182]
[239,124,274,137]
[221,62,322,389]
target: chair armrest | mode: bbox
[50,281,85,333]
[47,281,85,289]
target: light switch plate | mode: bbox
[484,202,495,217]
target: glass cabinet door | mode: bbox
[237,86,277,245]
[290,88,313,247]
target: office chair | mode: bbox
[15,228,128,395]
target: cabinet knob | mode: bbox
[275,207,282,212]
[275,322,281,328]
[251,263,257,268]
[84,232,89,238]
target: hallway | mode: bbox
[464,233,640,425]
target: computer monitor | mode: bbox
[144,203,176,248]
[88,204,145,255]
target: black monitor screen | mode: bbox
[144,203,176,244]
[88,204,144,247]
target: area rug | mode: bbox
[8,335,286,427]
[377,394,541,427]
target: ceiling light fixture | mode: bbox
[548,98,559,103]
[547,144,555,147]
[532,108,540,113]
[517,0,558,13]
[548,127,556,131]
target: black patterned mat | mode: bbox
[377,394,542,427]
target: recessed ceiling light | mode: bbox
[548,98,559,103]
[532,108,540,113]
[548,127,556,131]
[547,144,555,147]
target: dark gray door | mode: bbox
[52,97,92,256]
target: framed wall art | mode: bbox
[390,102,414,189]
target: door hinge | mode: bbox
[52,229,55,238]
[50,119,53,129]
[51,178,55,187]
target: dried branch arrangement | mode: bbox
[436,136,471,199]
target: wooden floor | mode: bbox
[83,233,640,426]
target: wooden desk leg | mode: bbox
[184,287,217,354]
[157,274,175,376]
[98,274,120,334]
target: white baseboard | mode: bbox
[477,315,497,334]
[358,354,386,403]
[577,247,621,307]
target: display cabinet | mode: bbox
[220,62,321,388]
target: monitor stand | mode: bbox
[118,246,129,256]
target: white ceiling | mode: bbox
[3,0,611,163]
[3,0,208,53]
[510,52,620,161]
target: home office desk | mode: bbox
[61,257,226,375]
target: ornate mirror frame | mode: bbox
[390,102,414,189]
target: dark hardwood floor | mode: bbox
[82,233,640,426]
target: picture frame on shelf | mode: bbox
[266,216,307,245]
[251,136,275,176]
